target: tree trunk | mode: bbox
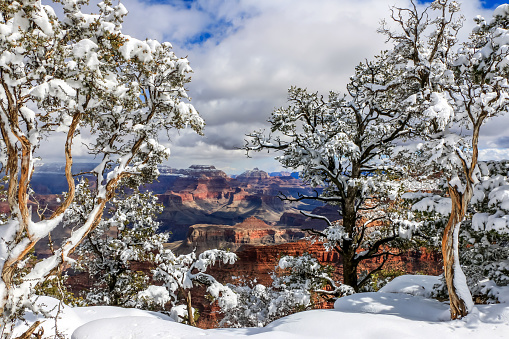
[341,191,359,291]
[342,254,358,291]
[442,184,473,319]
[441,111,485,319]
[185,291,196,326]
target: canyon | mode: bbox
[168,216,306,254]
[27,163,336,243]
[11,163,443,329]
[153,165,334,240]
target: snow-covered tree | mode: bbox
[245,1,460,293]
[151,249,237,326]
[457,161,509,302]
[68,179,168,307]
[399,161,509,304]
[392,3,509,318]
[244,86,403,292]
[405,161,509,303]
[0,0,202,336]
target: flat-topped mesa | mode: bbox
[235,216,272,229]
[189,165,216,170]
[174,217,305,254]
[186,165,229,178]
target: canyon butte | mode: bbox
[27,163,337,246]
[23,163,441,328]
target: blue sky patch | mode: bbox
[419,0,507,8]
[140,0,246,47]
[480,0,507,8]
[185,17,239,47]
[187,32,212,45]
[142,0,194,9]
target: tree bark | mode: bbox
[342,190,359,291]
[14,320,43,339]
[342,253,358,291]
[441,119,483,319]
[442,184,473,319]
[185,291,196,326]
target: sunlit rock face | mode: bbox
[151,166,322,241]
[191,240,442,328]
[172,216,305,254]
[205,240,442,288]
[23,163,326,244]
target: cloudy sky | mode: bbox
[90,0,509,174]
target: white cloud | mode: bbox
[479,148,509,161]
[121,1,213,43]
[75,0,509,174]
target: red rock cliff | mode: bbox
[174,217,305,253]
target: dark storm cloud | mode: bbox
[496,136,509,148]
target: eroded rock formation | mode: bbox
[192,240,442,327]
[172,216,305,254]
[20,164,329,241]
[152,166,323,240]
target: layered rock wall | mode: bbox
[175,217,305,253]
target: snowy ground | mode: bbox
[15,275,509,339]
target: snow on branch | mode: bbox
[0,0,203,333]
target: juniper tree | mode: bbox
[68,180,168,307]
[398,161,509,305]
[456,161,509,302]
[0,1,202,336]
[245,1,460,292]
[392,3,509,318]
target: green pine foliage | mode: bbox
[68,179,169,307]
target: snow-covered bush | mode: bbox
[137,285,171,311]
[0,0,202,336]
[35,271,85,308]
[69,180,168,307]
[168,304,198,324]
[274,253,353,299]
[220,282,309,328]
[152,249,237,326]
[221,253,351,328]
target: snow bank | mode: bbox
[19,276,509,339]
[478,280,509,303]
[72,289,509,339]
[72,316,204,339]
[13,296,172,338]
[334,292,451,322]
[378,274,440,297]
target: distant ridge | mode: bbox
[269,171,299,179]
[33,163,301,180]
